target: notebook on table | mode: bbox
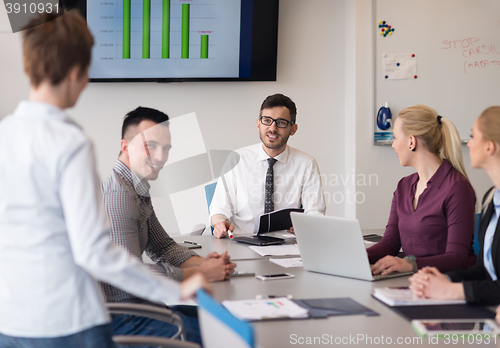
[392,305,496,321]
[232,235,285,246]
[233,208,303,246]
[373,288,466,306]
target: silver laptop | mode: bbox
[290,213,413,281]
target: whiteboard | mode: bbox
[374,0,500,141]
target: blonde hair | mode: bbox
[477,106,500,143]
[476,106,500,212]
[398,104,468,180]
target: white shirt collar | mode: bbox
[14,100,65,119]
[493,188,500,210]
[14,101,81,129]
[257,144,289,164]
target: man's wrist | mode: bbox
[182,266,201,280]
[211,214,229,227]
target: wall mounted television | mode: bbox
[75,0,279,82]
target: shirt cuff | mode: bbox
[211,214,229,227]
[210,209,231,222]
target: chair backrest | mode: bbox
[473,213,481,255]
[205,182,217,234]
[196,290,254,348]
[205,182,217,213]
[190,224,206,236]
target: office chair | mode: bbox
[107,303,201,348]
[473,213,481,255]
[204,182,217,234]
[190,223,206,236]
[197,290,254,348]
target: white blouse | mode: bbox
[0,101,181,337]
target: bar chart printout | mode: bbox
[88,0,241,78]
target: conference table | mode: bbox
[173,232,498,347]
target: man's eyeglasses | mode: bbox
[259,116,294,128]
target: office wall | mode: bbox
[0,0,348,235]
[354,0,492,230]
[0,8,28,117]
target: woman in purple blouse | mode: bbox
[368,105,477,276]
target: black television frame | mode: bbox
[74,0,279,82]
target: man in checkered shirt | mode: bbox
[101,106,236,345]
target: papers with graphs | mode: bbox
[270,258,303,268]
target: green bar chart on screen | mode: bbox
[181,4,190,58]
[201,35,209,58]
[162,0,170,58]
[122,0,131,58]
[142,0,151,58]
[86,0,245,79]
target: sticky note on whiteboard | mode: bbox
[382,53,417,80]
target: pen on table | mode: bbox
[388,286,409,290]
[183,240,201,246]
[256,294,293,299]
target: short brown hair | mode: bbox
[22,11,94,87]
[122,107,170,140]
[260,94,297,124]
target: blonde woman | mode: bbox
[410,106,500,305]
[368,105,477,276]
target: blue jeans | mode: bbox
[111,305,202,347]
[0,323,116,348]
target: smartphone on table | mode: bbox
[231,271,255,278]
[256,273,295,281]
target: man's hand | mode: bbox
[409,267,465,300]
[199,251,236,281]
[180,273,212,300]
[219,250,233,265]
[213,220,234,239]
[370,255,413,275]
[287,226,295,235]
[204,251,234,265]
[204,252,220,260]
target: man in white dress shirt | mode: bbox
[0,12,208,348]
[210,94,326,238]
